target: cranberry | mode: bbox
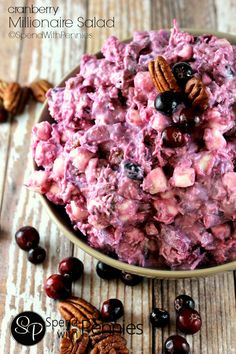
[0,107,8,123]
[174,294,195,313]
[150,308,170,328]
[177,107,201,132]
[120,272,143,286]
[59,257,84,281]
[96,261,121,280]
[123,161,144,181]
[15,226,40,251]
[44,274,71,300]
[172,62,194,86]
[164,335,190,354]
[154,91,181,116]
[27,246,46,264]
[101,298,124,322]
[162,126,186,148]
[176,308,202,334]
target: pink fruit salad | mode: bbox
[28,22,236,270]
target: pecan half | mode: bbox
[58,297,101,331]
[60,331,89,354]
[89,323,122,346]
[185,77,209,110]
[148,56,180,93]
[29,79,53,103]
[90,334,129,354]
[3,82,27,115]
[0,80,8,100]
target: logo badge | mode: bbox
[11,311,46,346]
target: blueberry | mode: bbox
[120,272,143,286]
[174,294,195,312]
[123,161,144,180]
[154,92,181,116]
[172,62,194,86]
[150,308,170,328]
[96,261,121,280]
[27,246,46,264]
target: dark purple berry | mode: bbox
[164,335,190,354]
[101,298,124,322]
[162,126,186,148]
[0,107,8,123]
[177,107,201,132]
[172,62,194,86]
[123,161,144,181]
[120,272,143,286]
[150,308,170,328]
[174,294,195,312]
[27,246,46,264]
[154,91,181,116]
[15,226,40,251]
[59,257,84,281]
[96,261,121,280]
[44,274,71,300]
[176,307,202,334]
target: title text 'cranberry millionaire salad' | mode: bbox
[28,22,236,270]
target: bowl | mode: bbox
[34,29,236,278]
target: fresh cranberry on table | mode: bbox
[59,257,84,281]
[174,294,195,313]
[96,261,121,280]
[172,62,194,86]
[27,246,46,264]
[162,126,186,148]
[0,107,8,123]
[154,91,182,116]
[44,274,71,300]
[101,298,124,322]
[120,272,143,286]
[164,335,190,354]
[176,307,202,334]
[15,226,40,251]
[150,308,170,328]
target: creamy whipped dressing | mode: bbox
[28,23,236,269]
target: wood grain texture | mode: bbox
[0,1,235,354]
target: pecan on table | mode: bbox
[89,322,122,346]
[29,79,53,103]
[58,297,101,331]
[60,331,89,354]
[90,334,129,354]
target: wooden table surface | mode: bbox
[0,0,236,353]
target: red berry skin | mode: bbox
[58,257,84,281]
[176,307,202,334]
[44,274,71,300]
[101,299,124,322]
[15,226,40,251]
[164,335,190,354]
[162,126,186,148]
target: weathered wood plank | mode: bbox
[215,0,236,34]
[0,0,87,353]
